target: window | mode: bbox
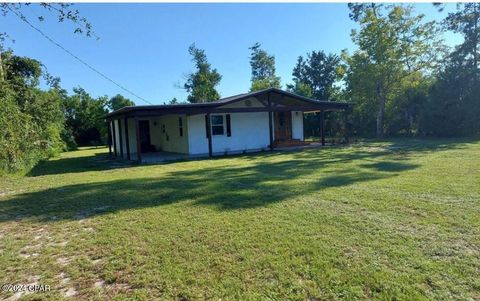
[178,117,183,137]
[211,115,224,135]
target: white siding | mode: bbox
[291,111,304,141]
[113,119,121,155]
[188,112,271,155]
[127,118,137,157]
[118,119,128,159]
[187,114,209,155]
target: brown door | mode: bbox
[274,111,292,141]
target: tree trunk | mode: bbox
[376,100,385,138]
[376,83,385,138]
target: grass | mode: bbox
[0,138,479,300]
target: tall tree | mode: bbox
[344,4,442,137]
[287,51,343,138]
[420,3,480,136]
[63,87,109,146]
[443,3,480,73]
[249,43,281,91]
[184,44,222,103]
[0,51,64,172]
[287,51,341,100]
[108,94,135,111]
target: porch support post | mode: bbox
[112,120,117,157]
[320,109,325,146]
[124,117,130,160]
[107,120,112,156]
[135,116,142,163]
[206,113,212,157]
[118,118,124,158]
[267,93,274,150]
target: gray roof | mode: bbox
[105,88,351,119]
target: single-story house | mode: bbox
[105,88,351,163]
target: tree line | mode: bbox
[1,3,479,174]
[0,50,134,173]
[184,3,480,138]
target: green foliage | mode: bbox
[443,3,480,71]
[63,87,109,147]
[108,94,135,111]
[184,44,222,103]
[343,4,444,137]
[287,51,341,100]
[0,3,96,40]
[0,52,65,173]
[249,43,281,91]
[287,50,344,138]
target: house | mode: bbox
[105,88,351,163]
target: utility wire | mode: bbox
[8,5,153,105]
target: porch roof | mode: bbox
[105,88,352,120]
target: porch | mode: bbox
[105,88,352,163]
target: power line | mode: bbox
[7,5,154,105]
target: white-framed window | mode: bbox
[211,114,225,136]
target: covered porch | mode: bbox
[105,88,352,163]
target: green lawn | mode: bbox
[1,139,479,300]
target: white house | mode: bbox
[105,88,351,163]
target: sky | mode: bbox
[1,3,462,105]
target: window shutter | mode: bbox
[205,115,209,138]
[226,114,231,137]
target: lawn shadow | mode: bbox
[360,161,420,172]
[0,143,426,223]
[26,137,475,177]
[27,150,134,177]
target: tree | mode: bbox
[63,87,109,146]
[108,94,135,111]
[287,51,341,100]
[344,4,443,137]
[443,3,480,73]
[184,44,222,103]
[0,3,95,82]
[0,3,95,40]
[249,43,281,91]
[287,51,343,138]
[418,3,480,137]
[0,51,64,172]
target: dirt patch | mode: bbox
[56,257,72,266]
[61,287,77,297]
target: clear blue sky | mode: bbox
[1,3,461,105]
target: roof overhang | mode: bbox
[105,88,352,120]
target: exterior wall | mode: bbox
[187,114,209,155]
[187,112,270,155]
[112,109,304,159]
[291,111,304,141]
[126,118,137,157]
[113,119,121,156]
[146,115,189,154]
[220,97,265,109]
[119,119,128,159]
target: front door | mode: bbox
[138,120,152,153]
[274,111,292,141]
